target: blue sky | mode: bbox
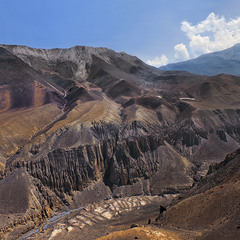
[1,0,240,66]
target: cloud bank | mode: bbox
[179,12,240,58]
[147,12,240,67]
[174,43,190,60]
[147,55,168,67]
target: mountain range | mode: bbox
[161,43,240,76]
[0,44,240,239]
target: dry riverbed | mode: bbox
[21,195,178,240]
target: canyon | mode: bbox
[0,44,240,239]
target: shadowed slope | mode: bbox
[162,148,240,240]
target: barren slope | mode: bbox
[1,44,240,239]
[162,148,240,240]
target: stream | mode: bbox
[19,206,84,240]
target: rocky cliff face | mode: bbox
[5,119,193,196]
[1,44,240,239]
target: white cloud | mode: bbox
[181,12,240,57]
[174,43,190,60]
[145,12,240,66]
[147,55,168,67]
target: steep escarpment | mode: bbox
[6,122,193,197]
[165,108,240,162]
[0,168,64,239]
[0,47,60,112]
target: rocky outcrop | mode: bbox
[164,108,240,162]
[8,130,192,197]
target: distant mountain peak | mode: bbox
[161,43,240,76]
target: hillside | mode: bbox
[162,147,240,240]
[1,45,240,239]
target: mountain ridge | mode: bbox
[161,43,240,76]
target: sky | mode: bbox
[1,0,240,67]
